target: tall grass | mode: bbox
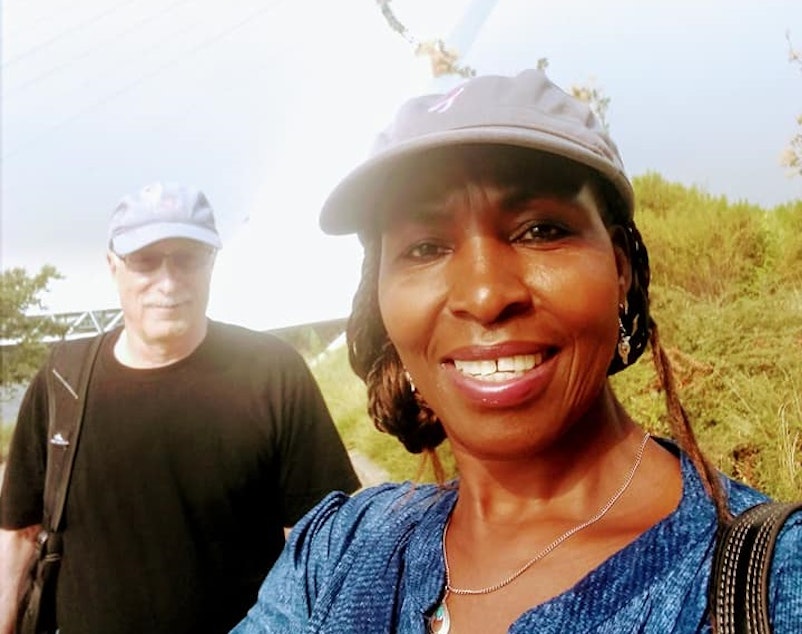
[0,423,14,464]
[313,174,802,500]
[311,346,455,482]
[621,174,802,500]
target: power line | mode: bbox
[2,0,288,161]
[5,4,70,43]
[3,0,141,68]
[5,0,197,97]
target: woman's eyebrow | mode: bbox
[501,188,536,209]
[383,201,448,228]
[501,188,571,210]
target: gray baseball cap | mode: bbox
[108,181,222,256]
[319,69,634,235]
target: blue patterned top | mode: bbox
[232,449,802,633]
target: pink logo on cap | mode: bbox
[161,195,179,211]
[427,85,466,114]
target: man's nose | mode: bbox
[152,258,183,287]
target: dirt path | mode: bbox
[348,450,389,488]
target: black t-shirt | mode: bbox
[0,321,360,633]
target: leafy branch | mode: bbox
[375,0,476,78]
[781,31,802,176]
[537,58,611,132]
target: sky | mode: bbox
[3,0,802,331]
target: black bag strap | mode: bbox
[709,500,802,634]
[41,333,107,532]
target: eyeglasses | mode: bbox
[116,247,216,274]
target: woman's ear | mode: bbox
[609,225,633,305]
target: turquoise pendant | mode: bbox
[429,599,451,634]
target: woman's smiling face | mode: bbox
[376,150,631,460]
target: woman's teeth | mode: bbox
[453,354,543,381]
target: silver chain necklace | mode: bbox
[428,433,650,634]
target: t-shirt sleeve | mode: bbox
[769,509,802,633]
[0,367,49,528]
[273,347,361,525]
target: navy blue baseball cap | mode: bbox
[320,69,633,235]
[109,181,222,255]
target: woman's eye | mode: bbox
[513,222,570,243]
[405,241,448,260]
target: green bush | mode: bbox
[634,173,771,299]
[770,200,802,287]
[312,347,456,483]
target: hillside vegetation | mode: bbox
[313,173,802,501]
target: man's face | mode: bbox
[107,238,216,347]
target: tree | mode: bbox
[374,6,612,127]
[1,265,67,386]
[781,32,802,176]
[536,59,611,131]
[570,79,611,131]
[376,0,476,78]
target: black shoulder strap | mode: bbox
[709,500,802,634]
[42,333,108,532]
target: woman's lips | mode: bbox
[443,346,558,408]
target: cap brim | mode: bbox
[111,223,222,255]
[320,126,634,235]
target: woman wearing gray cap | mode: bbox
[232,70,801,633]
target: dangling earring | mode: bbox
[404,369,416,393]
[617,314,632,366]
[617,300,639,367]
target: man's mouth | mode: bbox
[149,300,187,309]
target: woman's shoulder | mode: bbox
[308,481,450,526]
[723,476,772,514]
[769,504,802,630]
[774,503,802,553]
[670,440,771,515]
[289,481,453,550]
[349,480,449,507]
[716,476,802,628]
[774,503,802,573]
[274,482,452,595]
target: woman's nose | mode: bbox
[446,238,532,325]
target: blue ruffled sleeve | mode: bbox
[230,482,432,633]
[231,490,349,632]
[770,509,802,632]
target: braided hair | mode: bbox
[347,240,447,456]
[612,220,732,523]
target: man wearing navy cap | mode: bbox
[0,182,360,634]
